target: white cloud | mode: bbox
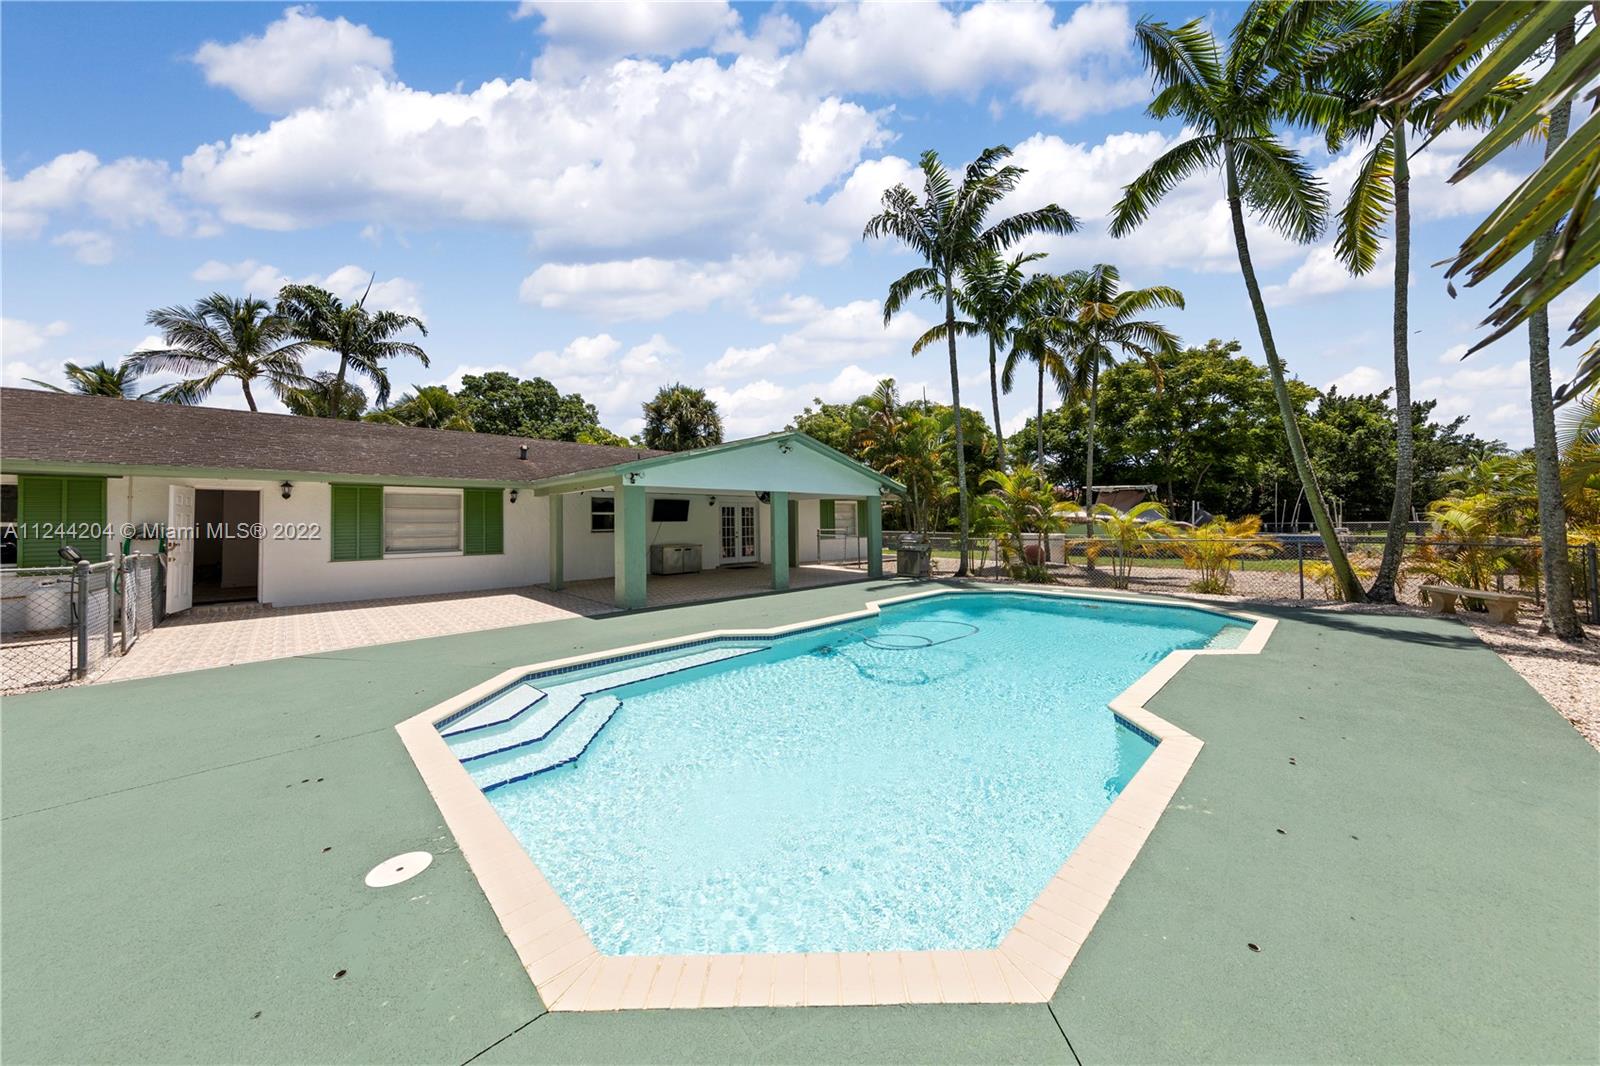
[51,229,116,265]
[518,333,680,435]
[792,1,1144,122]
[1,151,192,239]
[708,364,928,438]
[519,253,795,319]
[193,5,394,114]
[178,51,889,259]
[189,260,425,318]
[517,1,738,62]
[1265,244,1393,306]
[1323,365,1390,394]
[705,296,931,379]
[0,318,69,359]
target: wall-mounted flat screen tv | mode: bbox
[651,498,691,522]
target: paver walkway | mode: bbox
[2,579,1595,1064]
[93,565,867,683]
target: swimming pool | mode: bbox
[434,591,1251,958]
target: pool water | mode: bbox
[443,592,1245,955]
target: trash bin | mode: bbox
[895,536,931,579]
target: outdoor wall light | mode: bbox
[778,443,792,454]
[280,481,294,500]
[708,496,717,507]
[509,489,519,504]
[626,472,640,484]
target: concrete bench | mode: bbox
[1420,583,1533,625]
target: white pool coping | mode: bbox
[395,585,1276,1010]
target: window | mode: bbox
[383,489,461,555]
[590,495,615,533]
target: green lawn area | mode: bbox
[2,578,1595,1064]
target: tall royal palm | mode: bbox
[127,294,308,410]
[1003,273,1074,473]
[1060,264,1184,509]
[866,146,1077,575]
[25,361,144,398]
[276,282,429,414]
[1305,0,1524,602]
[1110,17,1365,601]
[950,249,1046,472]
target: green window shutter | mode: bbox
[482,490,503,555]
[356,486,384,560]
[463,490,484,556]
[17,476,64,568]
[462,489,505,556]
[819,499,835,530]
[855,499,866,531]
[63,478,107,563]
[17,475,105,568]
[331,484,384,561]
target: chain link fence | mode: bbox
[887,532,1600,622]
[1,553,165,692]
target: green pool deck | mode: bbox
[2,579,1596,1064]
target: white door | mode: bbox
[719,505,758,564]
[166,485,195,614]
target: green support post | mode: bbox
[547,494,564,590]
[613,484,647,610]
[864,495,883,578]
[770,491,790,591]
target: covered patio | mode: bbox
[533,432,896,610]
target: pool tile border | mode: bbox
[395,585,1276,1011]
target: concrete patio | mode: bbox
[94,564,871,683]
[2,580,1594,1064]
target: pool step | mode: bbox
[440,680,548,737]
[442,644,765,760]
[472,695,624,792]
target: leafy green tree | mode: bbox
[284,371,369,419]
[365,386,473,431]
[455,371,607,441]
[1110,14,1365,600]
[25,361,144,398]
[642,383,722,451]
[577,426,635,448]
[276,283,428,413]
[1004,273,1075,472]
[1304,0,1523,601]
[127,294,308,410]
[866,146,1078,575]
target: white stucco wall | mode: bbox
[555,489,774,581]
[107,475,543,608]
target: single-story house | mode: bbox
[0,388,898,613]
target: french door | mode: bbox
[719,505,758,564]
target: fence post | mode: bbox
[1587,543,1600,625]
[74,560,90,679]
[1297,542,1305,600]
[105,563,115,658]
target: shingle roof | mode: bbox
[0,387,660,484]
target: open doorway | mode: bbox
[193,489,260,605]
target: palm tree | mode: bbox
[364,385,474,431]
[1307,0,1524,603]
[24,361,143,398]
[866,146,1078,575]
[1059,264,1184,509]
[283,371,369,419]
[1003,273,1075,473]
[981,466,1060,572]
[955,249,1046,471]
[126,294,308,410]
[1075,501,1178,589]
[276,282,429,414]
[1110,16,1366,601]
[642,383,723,451]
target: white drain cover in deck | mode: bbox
[365,851,433,888]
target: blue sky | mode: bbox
[2,1,1586,446]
